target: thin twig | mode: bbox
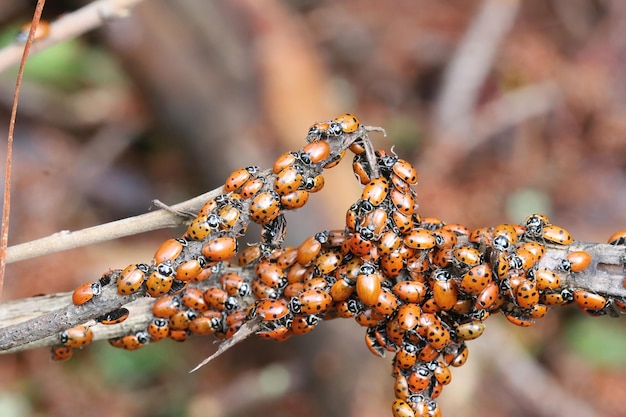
[6,187,223,264]
[0,0,148,74]
[0,0,46,300]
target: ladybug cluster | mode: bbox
[53,114,625,417]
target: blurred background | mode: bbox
[0,0,626,416]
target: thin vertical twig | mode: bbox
[0,0,47,300]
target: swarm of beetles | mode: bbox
[55,114,626,417]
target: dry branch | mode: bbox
[0,0,148,73]
[1,238,624,354]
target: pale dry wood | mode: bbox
[0,0,149,73]
[1,241,624,354]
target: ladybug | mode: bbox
[475,282,499,310]
[336,299,360,319]
[356,263,382,306]
[291,314,321,335]
[109,332,150,350]
[169,329,190,342]
[146,269,173,297]
[224,167,253,192]
[117,263,150,295]
[393,281,427,304]
[541,224,574,245]
[182,287,209,311]
[390,188,415,216]
[407,366,432,393]
[395,344,418,369]
[534,269,562,291]
[354,307,385,327]
[374,287,399,316]
[361,178,390,207]
[444,343,469,367]
[204,287,237,311]
[225,310,248,338]
[510,248,538,271]
[396,303,421,331]
[425,322,451,350]
[505,313,535,327]
[238,245,262,266]
[197,199,218,218]
[297,232,329,266]
[16,20,51,43]
[442,223,470,236]
[524,213,550,238]
[433,361,452,385]
[152,295,181,318]
[492,224,519,251]
[529,303,549,319]
[257,323,292,342]
[392,159,418,184]
[254,298,290,321]
[97,308,130,325]
[394,373,410,401]
[353,154,372,185]
[59,325,93,348]
[453,246,482,268]
[404,229,437,250]
[391,210,414,234]
[380,250,404,277]
[280,190,310,210]
[468,227,493,246]
[147,318,170,341]
[306,121,332,140]
[295,289,333,315]
[252,280,279,300]
[314,251,343,275]
[304,174,325,193]
[517,241,546,260]
[565,250,592,272]
[360,208,388,239]
[154,238,186,266]
[459,264,493,295]
[433,229,457,249]
[573,290,606,311]
[302,140,331,164]
[321,148,346,170]
[50,345,73,362]
[273,151,298,174]
[249,191,281,224]
[217,205,241,231]
[175,257,206,282]
[202,237,237,262]
[456,321,485,341]
[274,166,304,196]
[431,270,458,311]
[189,312,223,335]
[185,214,220,240]
[333,113,360,133]
[240,177,265,199]
[72,281,102,306]
[169,309,198,330]
[220,272,250,296]
[256,261,288,288]
[608,230,626,245]
[421,297,442,314]
[391,399,415,417]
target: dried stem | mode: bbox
[1,239,624,354]
[6,188,223,264]
[0,0,148,74]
